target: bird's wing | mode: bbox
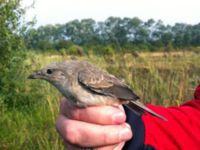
[78,67,167,121]
[78,69,140,101]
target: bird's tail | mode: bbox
[126,100,167,121]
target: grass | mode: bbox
[0,50,200,149]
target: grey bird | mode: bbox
[28,60,167,120]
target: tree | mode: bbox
[0,0,25,64]
[190,23,200,46]
[23,16,200,51]
[0,0,31,108]
[65,20,83,44]
[172,23,187,47]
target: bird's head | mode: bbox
[28,61,79,98]
[28,61,83,82]
[28,61,82,95]
[28,64,67,83]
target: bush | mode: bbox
[64,45,84,56]
[54,40,74,50]
[102,45,115,55]
[0,0,35,111]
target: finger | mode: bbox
[60,98,126,125]
[64,142,83,150]
[65,141,125,150]
[94,142,125,150]
[56,115,132,147]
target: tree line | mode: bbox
[23,17,200,52]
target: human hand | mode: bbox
[56,98,133,150]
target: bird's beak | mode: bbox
[27,71,42,79]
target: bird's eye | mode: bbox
[47,69,52,74]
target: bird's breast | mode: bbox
[71,84,120,106]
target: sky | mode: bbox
[22,0,200,27]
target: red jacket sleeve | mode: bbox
[142,84,200,150]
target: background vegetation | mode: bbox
[24,17,200,53]
[1,0,200,149]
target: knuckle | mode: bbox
[72,109,81,120]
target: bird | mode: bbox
[28,60,167,121]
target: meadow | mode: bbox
[1,50,200,149]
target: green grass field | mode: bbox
[1,51,200,149]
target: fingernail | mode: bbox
[125,123,131,129]
[119,126,132,141]
[112,112,126,124]
[114,142,125,150]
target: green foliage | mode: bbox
[0,0,28,109]
[0,1,64,149]
[61,45,84,56]
[0,0,24,64]
[0,50,65,149]
[54,40,74,50]
[101,45,115,55]
[1,50,200,149]
[23,17,200,53]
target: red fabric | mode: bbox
[142,84,200,150]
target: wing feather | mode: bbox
[77,63,167,121]
[78,69,140,101]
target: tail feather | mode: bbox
[126,100,167,121]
